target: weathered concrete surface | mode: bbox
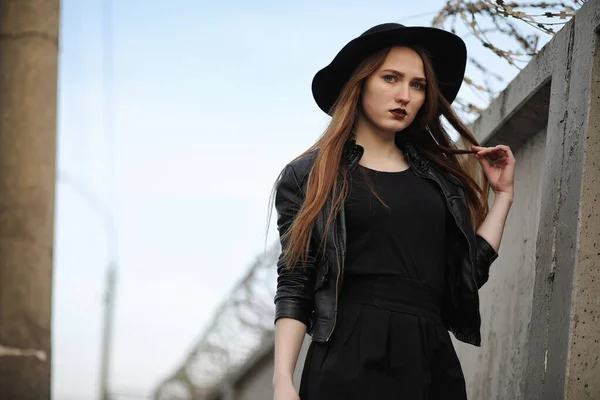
[523,2,600,399]
[453,128,546,399]
[459,0,600,398]
[0,0,60,398]
[564,22,600,400]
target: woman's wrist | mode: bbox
[494,190,514,204]
[273,372,294,388]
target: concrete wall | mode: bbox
[231,349,274,400]
[454,0,600,396]
[453,127,546,399]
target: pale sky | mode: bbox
[52,1,539,399]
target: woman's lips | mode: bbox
[390,109,407,119]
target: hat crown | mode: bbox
[360,23,406,37]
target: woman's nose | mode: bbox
[395,84,411,104]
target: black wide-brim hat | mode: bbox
[312,23,467,115]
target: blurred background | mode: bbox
[1,0,590,399]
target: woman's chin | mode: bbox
[364,115,413,135]
[378,120,410,134]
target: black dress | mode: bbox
[299,164,467,400]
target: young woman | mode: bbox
[271,23,515,400]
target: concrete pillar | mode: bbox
[564,20,600,399]
[220,382,236,400]
[524,0,600,398]
[0,1,60,398]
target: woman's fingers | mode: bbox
[471,145,512,165]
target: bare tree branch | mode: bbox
[432,0,585,120]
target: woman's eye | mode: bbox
[383,75,396,82]
[411,82,424,90]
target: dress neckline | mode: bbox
[357,164,410,174]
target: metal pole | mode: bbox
[100,264,117,400]
[56,171,118,400]
[100,0,117,397]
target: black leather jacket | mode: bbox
[273,138,499,347]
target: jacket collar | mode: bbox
[342,136,430,175]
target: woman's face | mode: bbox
[359,46,427,134]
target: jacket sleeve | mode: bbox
[474,234,499,289]
[453,180,500,289]
[273,164,316,328]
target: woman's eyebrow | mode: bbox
[382,69,427,83]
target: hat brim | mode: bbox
[312,26,467,115]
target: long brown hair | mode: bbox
[268,45,490,270]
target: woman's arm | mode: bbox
[476,192,513,253]
[272,164,316,394]
[273,164,316,325]
[472,193,512,288]
[471,144,516,253]
[470,144,516,288]
[273,318,306,389]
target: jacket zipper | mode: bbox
[326,225,342,341]
[326,179,345,342]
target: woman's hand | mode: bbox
[471,144,516,197]
[273,379,300,400]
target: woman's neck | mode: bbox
[353,115,407,169]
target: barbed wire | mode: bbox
[152,244,281,400]
[432,0,585,118]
